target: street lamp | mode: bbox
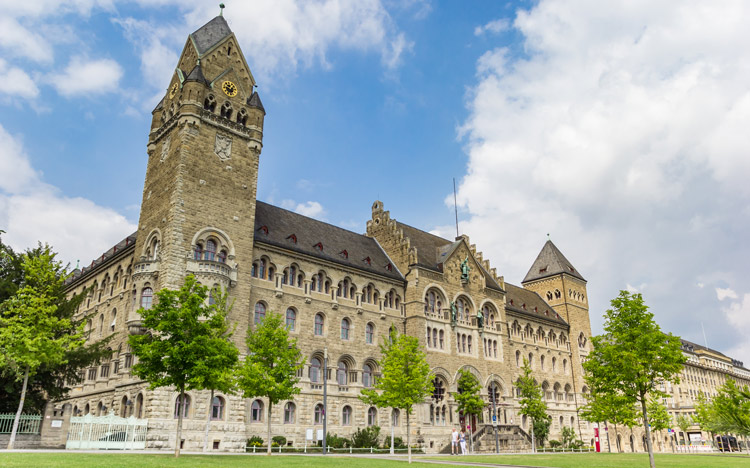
[322,346,328,455]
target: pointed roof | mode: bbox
[185,63,209,85]
[190,16,233,56]
[522,240,585,283]
[505,283,568,326]
[248,91,265,114]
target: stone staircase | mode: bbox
[472,424,533,453]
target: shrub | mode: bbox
[548,439,561,448]
[272,436,287,447]
[351,426,380,448]
[247,436,264,447]
[381,436,406,449]
[326,433,350,448]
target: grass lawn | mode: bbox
[1,452,750,468]
[427,452,750,468]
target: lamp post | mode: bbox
[322,346,328,455]
[491,383,499,454]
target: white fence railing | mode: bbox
[0,413,41,434]
[66,413,148,450]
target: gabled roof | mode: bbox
[65,233,138,286]
[522,240,585,283]
[190,16,233,56]
[505,283,568,326]
[254,201,404,281]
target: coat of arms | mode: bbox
[214,134,232,161]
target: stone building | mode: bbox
[58,14,600,452]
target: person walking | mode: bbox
[460,429,467,455]
[451,428,459,455]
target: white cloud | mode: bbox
[723,293,750,365]
[0,124,135,267]
[293,201,325,218]
[474,18,510,36]
[455,1,750,364]
[0,17,53,63]
[50,56,123,97]
[0,59,39,100]
[716,287,738,301]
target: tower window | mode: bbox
[220,102,233,120]
[237,109,248,126]
[205,240,216,261]
[203,94,216,112]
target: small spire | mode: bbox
[547,233,550,241]
[76,259,80,269]
[219,3,225,16]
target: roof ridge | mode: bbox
[256,200,367,240]
[396,220,453,245]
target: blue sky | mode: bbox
[2,0,750,365]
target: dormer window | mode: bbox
[569,267,575,273]
[509,299,514,305]
[384,263,393,272]
[522,303,526,310]
[286,234,297,244]
[314,242,323,251]
[363,257,371,265]
[539,267,547,273]
[339,250,348,259]
[258,226,268,235]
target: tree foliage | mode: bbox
[237,312,303,455]
[0,238,111,413]
[360,328,431,463]
[695,379,750,438]
[128,275,238,457]
[0,245,88,448]
[516,358,551,447]
[582,290,686,468]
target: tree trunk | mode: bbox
[175,388,184,457]
[267,401,272,455]
[203,389,214,452]
[639,395,655,468]
[407,410,412,464]
[7,365,29,450]
[390,409,394,455]
[614,424,620,452]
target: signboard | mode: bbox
[317,429,324,441]
[689,433,702,443]
[492,415,497,427]
[306,429,313,441]
[51,420,63,428]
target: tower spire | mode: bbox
[219,3,225,16]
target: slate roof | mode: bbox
[395,222,502,290]
[248,91,265,114]
[505,283,568,326]
[185,63,209,85]
[190,16,233,56]
[522,240,585,283]
[254,201,404,281]
[65,233,138,286]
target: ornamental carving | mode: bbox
[214,134,232,161]
[160,136,170,162]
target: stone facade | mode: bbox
[60,13,750,455]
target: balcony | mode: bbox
[186,259,237,286]
[132,259,159,282]
[126,319,147,335]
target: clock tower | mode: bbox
[129,14,265,346]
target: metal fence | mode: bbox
[246,445,427,454]
[0,413,41,434]
[66,413,148,450]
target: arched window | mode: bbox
[205,240,216,261]
[367,407,377,426]
[552,357,557,372]
[342,405,352,425]
[439,330,444,349]
[515,350,521,367]
[140,287,153,310]
[236,108,248,126]
[337,361,348,386]
[456,297,471,320]
[211,396,225,420]
[204,94,216,112]
[218,250,227,263]
[540,355,545,370]
[314,313,325,336]
[251,400,263,422]
[110,309,117,332]
[98,314,104,334]
[135,393,143,418]
[259,259,266,279]
[254,302,266,324]
[563,359,568,374]
[220,101,232,119]
[309,357,321,383]
[365,323,374,344]
[286,308,296,331]
[363,363,373,388]
[174,394,190,419]
[314,404,324,424]
[432,378,445,402]
[392,409,400,426]
[341,318,350,340]
[468,335,472,353]
[284,402,295,424]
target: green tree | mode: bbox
[0,246,87,449]
[454,368,484,453]
[0,239,112,413]
[646,398,671,451]
[237,312,303,456]
[516,358,550,449]
[583,290,686,468]
[128,275,238,457]
[675,413,693,446]
[360,328,431,464]
[579,388,637,452]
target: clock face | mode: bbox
[169,83,178,99]
[222,80,238,97]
